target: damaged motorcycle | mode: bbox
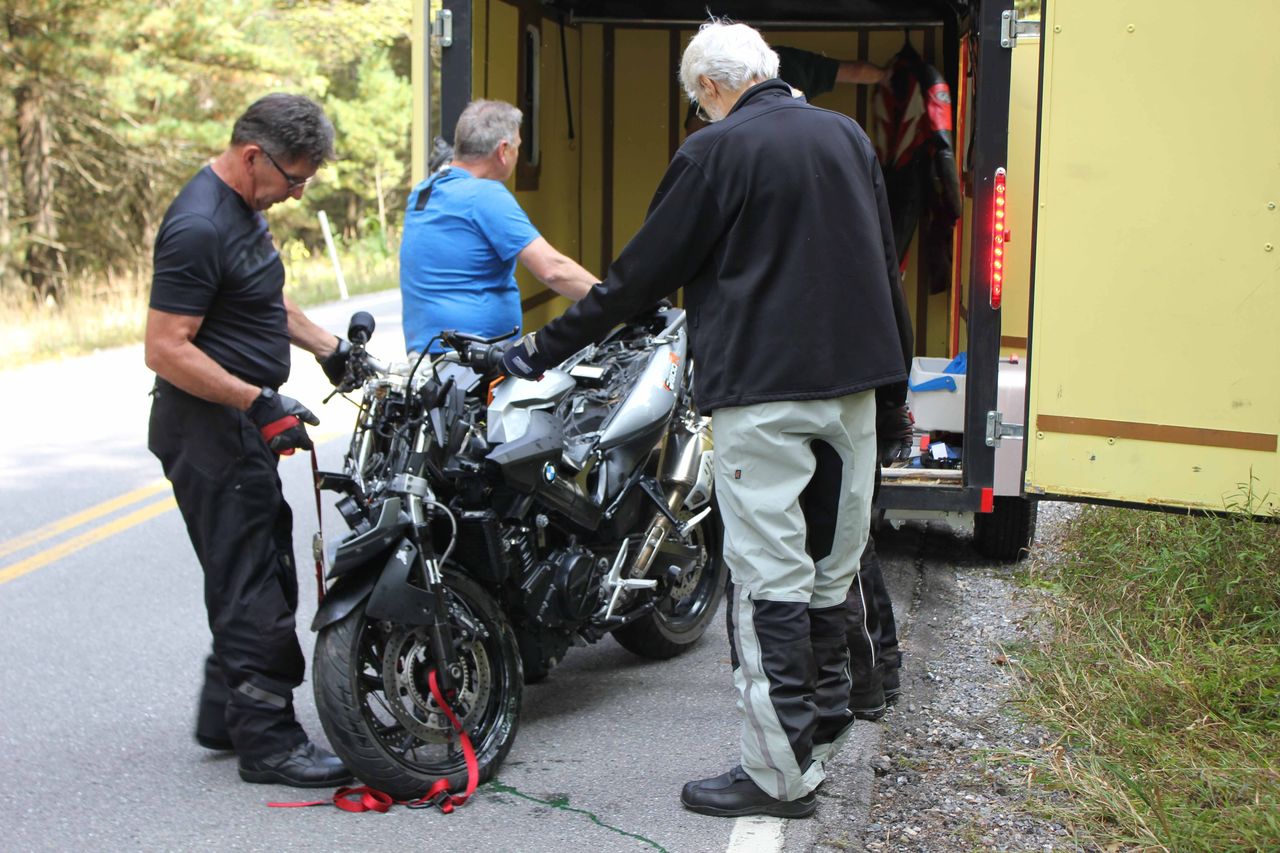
[310,306,724,798]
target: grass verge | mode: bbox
[1017,496,1280,851]
[0,247,397,370]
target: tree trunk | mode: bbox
[15,79,66,305]
[0,144,11,293]
[345,193,358,241]
[374,164,387,249]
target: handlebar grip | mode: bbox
[348,311,376,346]
[466,343,507,374]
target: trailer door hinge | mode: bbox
[1000,10,1041,48]
[433,9,453,47]
[986,411,1025,447]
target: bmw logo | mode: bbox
[542,462,557,483]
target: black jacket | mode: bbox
[538,79,912,413]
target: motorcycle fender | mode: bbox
[311,562,380,632]
[310,537,436,631]
[364,538,439,627]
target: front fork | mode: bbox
[405,490,459,695]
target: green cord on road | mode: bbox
[486,780,669,852]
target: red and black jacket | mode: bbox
[873,44,963,295]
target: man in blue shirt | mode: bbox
[400,100,597,355]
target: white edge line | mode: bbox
[726,815,785,853]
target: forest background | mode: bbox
[0,0,411,364]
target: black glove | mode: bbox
[317,337,352,387]
[875,402,915,466]
[501,332,549,380]
[247,388,319,455]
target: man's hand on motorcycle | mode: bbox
[318,337,353,387]
[501,333,548,380]
[247,388,320,455]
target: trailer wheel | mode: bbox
[973,496,1038,562]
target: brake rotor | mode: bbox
[379,623,492,744]
[666,522,706,603]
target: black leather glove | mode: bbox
[247,388,319,455]
[317,337,352,387]
[501,332,549,380]
[876,402,915,466]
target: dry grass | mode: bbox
[0,248,397,370]
[1013,494,1280,852]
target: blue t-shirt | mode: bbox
[399,168,540,354]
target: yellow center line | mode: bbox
[0,496,178,587]
[0,479,171,560]
[0,428,351,586]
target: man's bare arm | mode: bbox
[284,296,339,358]
[517,237,598,301]
[836,60,890,85]
[144,309,261,410]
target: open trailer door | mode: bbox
[1024,0,1279,514]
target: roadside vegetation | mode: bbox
[0,238,397,369]
[1018,491,1280,851]
[0,1,411,367]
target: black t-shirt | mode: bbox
[775,46,840,100]
[150,166,290,388]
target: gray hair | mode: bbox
[231,93,335,166]
[679,19,779,105]
[453,100,522,160]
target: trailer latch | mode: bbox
[986,411,1025,447]
[433,9,453,48]
[1000,10,1041,48]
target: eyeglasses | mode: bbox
[261,149,313,190]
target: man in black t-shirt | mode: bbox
[145,94,354,788]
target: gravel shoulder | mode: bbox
[809,502,1095,853]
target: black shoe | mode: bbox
[849,683,887,721]
[195,731,234,751]
[681,766,816,818]
[238,741,354,788]
[883,667,902,704]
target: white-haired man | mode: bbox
[502,20,912,818]
[399,99,597,357]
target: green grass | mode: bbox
[1017,494,1280,852]
[0,241,397,370]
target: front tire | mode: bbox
[313,569,522,800]
[612,506,727,659]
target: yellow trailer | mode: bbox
[409,0,1279,558]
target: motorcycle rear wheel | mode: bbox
[612,506,726,660]
[313,569,522,800]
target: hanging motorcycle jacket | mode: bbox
[873,44,963,295]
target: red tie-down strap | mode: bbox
[267,670,478,813]
[260,414,302,456]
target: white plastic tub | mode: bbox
[906,356,967,432]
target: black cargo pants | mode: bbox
[148,380,307,760]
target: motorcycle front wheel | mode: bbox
[313,569,522,800]
[612,505,727,660]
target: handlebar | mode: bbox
[459,342,506,374]
[439,328,516,375]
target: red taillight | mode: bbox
[990,167,1007,310]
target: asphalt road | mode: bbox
[0,291,926,852]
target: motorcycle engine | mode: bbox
[518,545,602,629]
